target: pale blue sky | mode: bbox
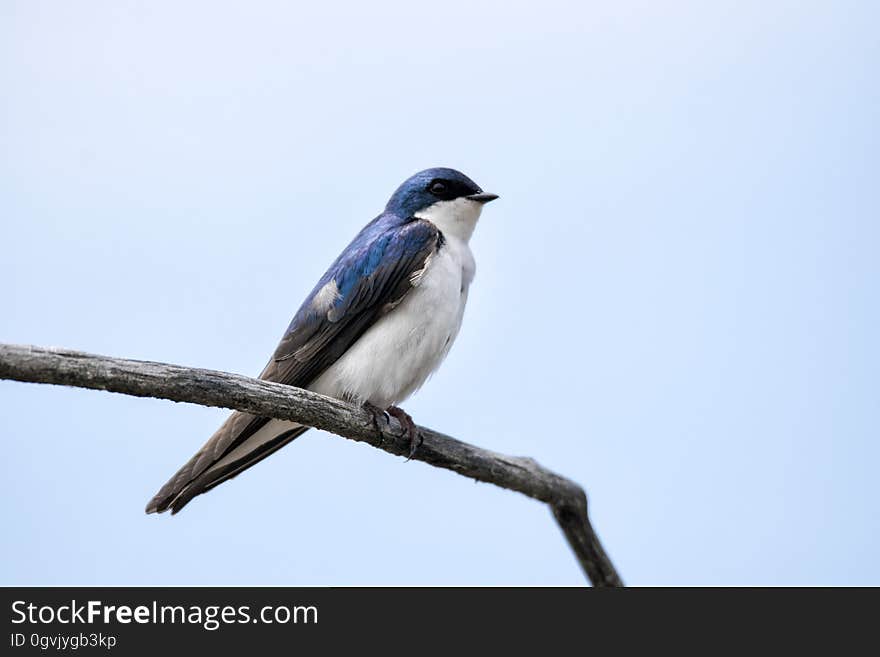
[1,1,877,585]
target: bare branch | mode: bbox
[0,343,623,586]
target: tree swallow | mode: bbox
[146,167,498,514]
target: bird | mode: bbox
[145,167,498,514]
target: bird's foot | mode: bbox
[363,402,391,443]
[386,406,422,460]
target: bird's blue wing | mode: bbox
[262,217,441,385]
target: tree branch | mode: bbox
[0,343,623,587]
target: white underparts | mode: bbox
[413,197,483,243]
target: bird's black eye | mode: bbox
[429,181,447,196]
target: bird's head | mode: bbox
[385,167,498,242]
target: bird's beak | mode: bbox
[467,192,499,204]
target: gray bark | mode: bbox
[0,343,623,586]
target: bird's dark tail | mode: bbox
[145,412,309,515]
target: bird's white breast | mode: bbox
[308,234,475,408]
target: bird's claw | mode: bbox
[365,403,422,458]
[386,406,421,460]
[407,431,424,461]
[364,402,391,443]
